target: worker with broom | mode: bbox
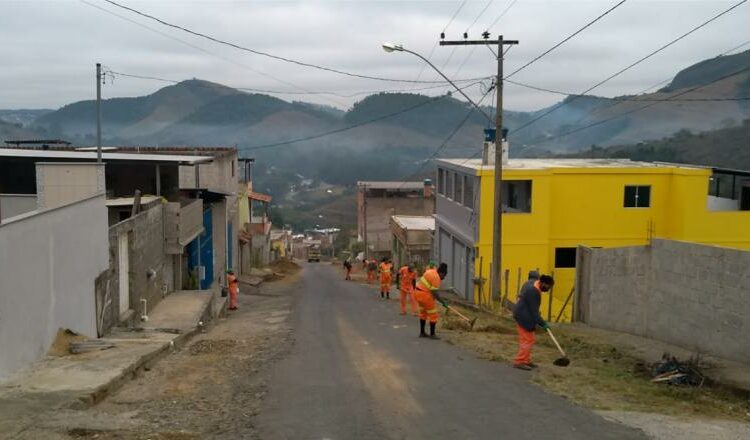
[396,262,419,315]
[414,262,448,339]
[378,257,393,299]
[226,269,239,311]
[512,274,554,370]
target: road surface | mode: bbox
[255,263,647,439]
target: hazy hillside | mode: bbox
[19,48,750,198]
[0,109,52,127]
[0,120,39,141]
[564,118,750,171]
[512,49,750,152]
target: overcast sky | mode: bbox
[1,0,749,111]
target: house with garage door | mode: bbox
[434,155,750,322]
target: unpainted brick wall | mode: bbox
[579,239,750,363]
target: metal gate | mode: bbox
[188,208,214,289]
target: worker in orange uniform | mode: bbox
[512,274,554,370]
[378,257,393,299]
[414,262,448,339]
[396,263,418,315]
[367,258,377,284]
[227,269,239,311]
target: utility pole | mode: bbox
[96,63,103,163]
[440,35,518,308]
[362,184,368,259]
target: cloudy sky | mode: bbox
[1,0,749,111]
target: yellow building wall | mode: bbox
[472,165,750,323]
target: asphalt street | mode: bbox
[255,263,647,440]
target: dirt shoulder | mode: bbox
[17,272,300,440]
[438,304,750,429]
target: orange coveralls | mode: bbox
[227,273,239,310]
[414,268,441,323]
[398,266,419,315]
[379,262,393,295]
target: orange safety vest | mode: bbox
[398,266,416,290]
[416,268,441,293]
[379,262,392,274]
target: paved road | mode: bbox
[255,263,647,440]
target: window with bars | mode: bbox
[445,170,454,200]
[454,172,463,204]
[438,168,446,195]
[463,175,474,209]
[624,185,651,208]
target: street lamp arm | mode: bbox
[398,47,492,123]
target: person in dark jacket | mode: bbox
[512,274,554,370]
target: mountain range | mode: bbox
[2,49,750,193]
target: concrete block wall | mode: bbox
[580,239,750,364]
[99,204,173,333]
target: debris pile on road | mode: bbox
[69,339,116,354]
[189,339,237,355]
[650,353,707,386]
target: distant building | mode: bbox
[434,157,750,321]
[390,215,435,269]
[357,180,434,260]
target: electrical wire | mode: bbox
[415,0,470,82]
[100,0,485,85]
[238,81,484,152]
[511,0,748,135]
[521,65,750,149]
[107,70,490,98]
[505,0,628,80]
[485,0,519,31]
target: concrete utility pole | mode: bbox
[96,63,103,163]
[362,184,369,259]
[440,35,518,307]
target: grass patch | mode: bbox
[439,304,750,422]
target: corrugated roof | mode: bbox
[358,181,425,190]
[392,215,435,231]
[0,148,213,165]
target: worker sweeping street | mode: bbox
[343,258,352,280]
[396,263,418,315]
[367,258,377,284]
[512,274,554,370]
[227,269,239,311]
[378,257,393,299]
[414,262,448,339]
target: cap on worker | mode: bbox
[226,268,235,274]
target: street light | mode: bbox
[381,42,491,122]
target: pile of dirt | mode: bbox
[188,339,237,356]
[269,259,301,275]
[48,328,89,357]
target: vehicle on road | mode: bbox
[307,245,321,262]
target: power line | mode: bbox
[415,0,470,82]
[238,81,484,152]
[100,0,485,85]
[522,65,750,149]
[108,69,490,98]
[506,78,750,102]
[511,0,748,135]
[396,86,496,188]
[485,0,519,31]
[505,0,628,80]
[80,0,350,107]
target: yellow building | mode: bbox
[434,158,750,322]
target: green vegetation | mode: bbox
[565,118,750,170]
